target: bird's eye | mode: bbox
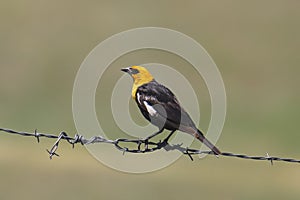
[130,68,139,74]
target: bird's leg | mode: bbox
[145,128,164,140]
[143,128,164,150]
[162,130,176,145]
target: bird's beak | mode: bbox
[121,68,130,73]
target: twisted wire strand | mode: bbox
[0,127,299,164]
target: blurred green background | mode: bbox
[0,0,300,199]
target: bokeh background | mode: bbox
[0,0,299,199]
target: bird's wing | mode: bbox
[136,81,195,128]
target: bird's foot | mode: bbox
[157,138,168,147]
[144,138,150,151]
[137,138,150,152]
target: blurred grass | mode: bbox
[0,0,300,200]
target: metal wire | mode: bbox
[1,127,299,164]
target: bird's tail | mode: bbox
[195,129,221,155]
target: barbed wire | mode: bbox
[0,127,299,164]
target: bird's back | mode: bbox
[135,80,197,131]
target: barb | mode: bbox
[0,127,299,164]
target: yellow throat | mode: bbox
[130,66,154,99]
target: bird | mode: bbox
[121,66,221,155]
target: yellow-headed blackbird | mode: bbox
[121,66,221,155]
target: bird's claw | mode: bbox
[144,139,149,151]
[137,140,142,151]
[137,138,150,152]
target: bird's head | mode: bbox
[121,66,154,86]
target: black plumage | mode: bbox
[121,66,221,155]
[135,80,221,155]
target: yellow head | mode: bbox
[121,66,154,98]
